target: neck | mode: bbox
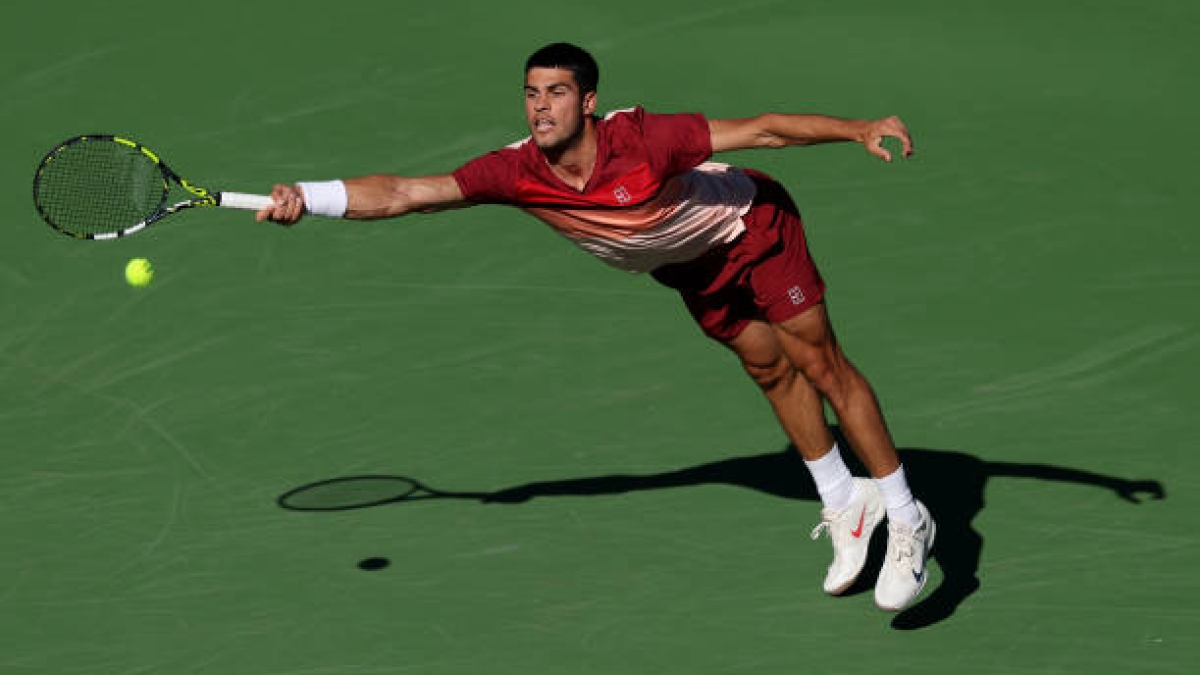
[543,118,597,191]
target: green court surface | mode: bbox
[2,0,1197,672]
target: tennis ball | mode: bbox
[125,258,154,287]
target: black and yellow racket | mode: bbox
[32,134,273,240]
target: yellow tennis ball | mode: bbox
[125,258,154,287]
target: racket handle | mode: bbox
[218,192,274,210]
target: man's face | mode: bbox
[524,67,596,153]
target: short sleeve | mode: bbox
[640,111,712,177]
[452,148,521,204]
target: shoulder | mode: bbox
[601,106,708,143]
[453,143,530,203]
[599,106,711,173]
[602,105,707,126]
[601,106,644,124]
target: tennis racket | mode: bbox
[32,134,274,240]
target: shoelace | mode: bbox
[888,522,921,562]
[809,509,842,541]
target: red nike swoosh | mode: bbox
[850,508,867,538]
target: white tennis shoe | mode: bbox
[810,478,886,595]
[875,501,936,612]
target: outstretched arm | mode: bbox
[256,173,469,225]
[708,114,914,162]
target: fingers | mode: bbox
[255,184,307,226]
[867,137,893,163]
[893,116,915,158]
[866,116,914,163]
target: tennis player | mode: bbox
[259,42,934,613]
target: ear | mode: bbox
[582,91,597,116]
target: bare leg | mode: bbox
[726,302,930,610]
[726,310,895,597]
[724,320,835,460]
[723,303,900,475]
[769,303,899,478]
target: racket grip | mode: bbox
[218,192,275,210]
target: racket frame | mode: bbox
[32,134,272,240]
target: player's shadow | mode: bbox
[278,433,1164,630]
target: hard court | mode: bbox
[1,1,1196,672]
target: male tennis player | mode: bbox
[259,42,933,613]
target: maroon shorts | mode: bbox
[650,169,825,342]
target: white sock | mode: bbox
[804,444,858,511]
[876,465,922,527]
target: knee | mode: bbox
[795,347,852,400]
[742,355,797,395]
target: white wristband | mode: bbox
[297,180,348,218]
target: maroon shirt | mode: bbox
[452,107,756,273]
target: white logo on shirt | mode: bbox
[787,286,806,305]
[613,186,632,204]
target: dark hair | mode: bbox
[525,42,599,93]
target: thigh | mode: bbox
[774,301,837,345]
[724,318,787,369]
[770,302,843,372]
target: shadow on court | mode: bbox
[278,438,1164,631]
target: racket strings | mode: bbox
[34,139,167,236]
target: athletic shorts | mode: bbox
[650,169,826,342]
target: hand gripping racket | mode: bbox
[32,134,274,240]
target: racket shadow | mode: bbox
[277,433,1164,631]
[277,475,488,511]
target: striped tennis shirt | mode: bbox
[452,107,756,273]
